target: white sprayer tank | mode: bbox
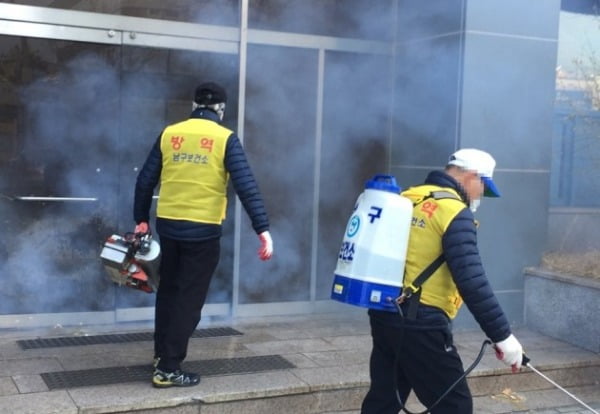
[331,175,413,311]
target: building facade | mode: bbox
[0,0,561,330]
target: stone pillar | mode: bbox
[391,0,561,327]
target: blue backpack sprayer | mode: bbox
[330,175,598,414]
[330,174,491,413]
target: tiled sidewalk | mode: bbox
[0,309,598,413]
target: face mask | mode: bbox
[215,103,226,121]
[470,199,480,213]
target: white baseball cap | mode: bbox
[447,148,500,197]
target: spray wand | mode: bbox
[392,299,598,414]
[521,354,599,414]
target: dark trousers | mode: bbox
[361,312,473,414]
[154,236,220,372]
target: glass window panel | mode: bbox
[0,36,120,314]
[317,51,392,299]
[553,8,600,207]
[551,114,600,207]
[0,33,240,314]
[248,0,396,40]
[116,45,239,307]
[240,44,318,303]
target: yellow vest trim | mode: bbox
[157,118,231,224]
[401,185,469,319]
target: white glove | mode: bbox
[258,231,273,261]
[494,334,523,373]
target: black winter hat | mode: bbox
[194,82,227,105]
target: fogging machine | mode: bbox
[100,232,160,293]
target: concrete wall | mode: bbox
[391,0,561,329]
[524,268,600,353]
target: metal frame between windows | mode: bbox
[0,3,392,53]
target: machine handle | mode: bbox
[15,196,97,202]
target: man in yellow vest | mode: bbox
[134,82,273,388]
[361,149,523,413]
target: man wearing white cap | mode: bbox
[361,148,523,414]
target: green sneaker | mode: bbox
[152,368,200,388]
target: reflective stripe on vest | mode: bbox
[401,185,468,319]
[157,118,231,224]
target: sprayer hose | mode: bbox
[392,300,493,413]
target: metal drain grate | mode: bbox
[18,327,242,349]
[41,355,295,390]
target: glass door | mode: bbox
[0,35,123,318]
[0,4,240,325]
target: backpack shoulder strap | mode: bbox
[404,254,445,319]
[412,189,460,207]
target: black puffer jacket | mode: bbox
[370,171,511,343]
[134,109,269,241]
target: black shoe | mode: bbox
[152,368,200,388]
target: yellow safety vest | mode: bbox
[401,185,470,319]
[157,118,231,224]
